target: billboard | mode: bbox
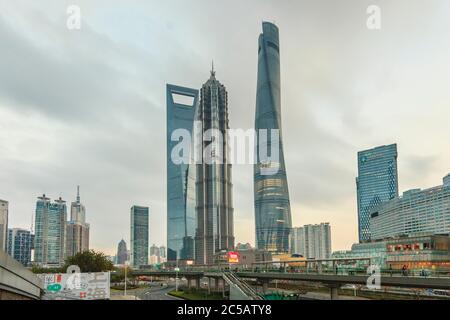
[38,271,110,300]
[228,252,239,264]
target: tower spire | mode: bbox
[77,185,80,203]
[210,60,216,78]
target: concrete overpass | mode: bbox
[130,268,450,300]
[0,250,43,300]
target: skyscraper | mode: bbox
[0,199,8,252]
[7,228,34,266]
[356,144,399,242]
[166,84,199,262]
[66,186,90,258]
[130,205,149,267]
[290,223,332,259]
[194,67,234,265]
[34,195,66,267]
[254,22,292,253]
[116,239,128,265]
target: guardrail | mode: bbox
[223,271,262,300]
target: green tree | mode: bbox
[63,250,114,273]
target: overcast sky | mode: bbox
[1,0,449,256]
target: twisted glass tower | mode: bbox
[254,22,292,253]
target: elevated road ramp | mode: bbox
[0,250,43,300]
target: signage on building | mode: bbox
[228,251,239,264]
[38,271,110,300]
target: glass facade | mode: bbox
[254,22,292,253]
[34,195,67,266]
[130,205,149,267]
[116,239,127,265]
[166,84,198,262]
[332,242,388,268]
[333,235,450,270]
[194,69,234,265]
[370,175,450,240]
[7,228,33,266]
[356,144,399,242]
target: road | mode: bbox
[135,281,184,300]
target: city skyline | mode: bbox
[1,1,450,256]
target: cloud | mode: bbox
[0,0,449,254]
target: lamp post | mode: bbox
[124,261,129,296]
[175,259,180,292]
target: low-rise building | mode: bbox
[332,234,450,270]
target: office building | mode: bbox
[130,206,149,267]
[7,228,33,266]
[254,22,292,253]
[0,200,8,252]
[356,144,399,242]
[290,223,332,259]
[66,186,90,258]
[194,67,234,265]
[370,174,450,240]
[159,246,166,259]
[166,84,199,262]
[34,195,67,267]
[116,239,128,265]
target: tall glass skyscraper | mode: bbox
[356,144,399,242]
[34,195,67,266]
[254,22,292,253]
[130,205,149,267]
[166,84,199,262]
[194,68,234,265]
[116,239,128,265]
[7,228,33,266]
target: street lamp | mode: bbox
[175,259,180,292]
[124,261,129,296]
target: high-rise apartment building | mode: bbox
[130,206,149,267]
[34,195,67,267]
[7,228,34,266]
[370,174,450,239]
[194,67,234,265]
[166,84,199,262]
[290,223,332,259]
[66,186,89,258]
[356,144,399,242]
[254,22,292,253]
[0,199,8,252]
